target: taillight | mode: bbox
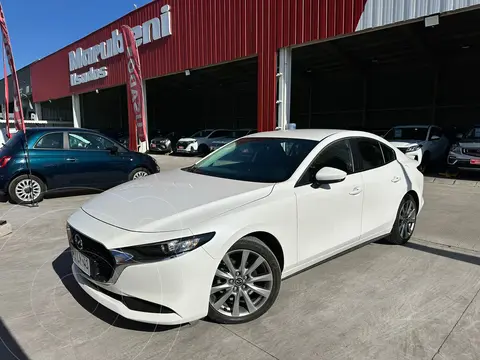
[0,156,12,168]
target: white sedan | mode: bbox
[67,129,424,325]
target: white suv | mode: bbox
[384,125,450,172]
[176,129,232,155]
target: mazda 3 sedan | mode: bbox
[67,129,424,325]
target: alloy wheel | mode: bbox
[398,199,416,240]
[132,170,149,179]
[15,179,41,203]
[210,250,274,318]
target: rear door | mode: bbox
[351,137,406,240]
[65,131,133,189]
[29,131,69,189]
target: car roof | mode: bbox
[246,129,348,141]
[392,125,430,129]
[26,127,98,133]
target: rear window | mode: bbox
[1,131,24,149]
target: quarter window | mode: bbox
[297,140,354,186]
[35,133,64,149]
[354,138,385,171]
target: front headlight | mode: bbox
[405,144,422,153]
[110,232,215,264]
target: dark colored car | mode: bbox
[447,125,480,173]
[0,128,160,204]
[149,131,180,153]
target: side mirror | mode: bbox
[430,135,440,141]
[107,146,119,154]
[314,167,347,184]
[456,133,463,140]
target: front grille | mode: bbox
[70,227,115,282]
[462,148,480,157]
[85,278,175,314]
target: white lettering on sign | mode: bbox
[69,5,172,86]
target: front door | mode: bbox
[65,132,132,189]
[294,139,364,262]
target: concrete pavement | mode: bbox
[0,173,478,360]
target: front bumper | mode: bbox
[150,143,172,153]
[447,153,480,171]
[73,245,217,325]
[176,143,197,154]
[398,148,422,163]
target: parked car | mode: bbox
[0,128,160,204]
[149,131,180,154]
[209,129,257,152]
[67,129,423,326]
[176,129,232,155]
[447,125,480,173]
[384,125,450,172]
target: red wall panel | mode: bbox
[31,0,369,131]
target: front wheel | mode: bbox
[128,167,150,181]
[418,152,430,173]
[386,194,418,245]
[8,174,46,204]
[208,236,281,324]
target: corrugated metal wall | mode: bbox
[30,0,480,131]
[357,0,480,30]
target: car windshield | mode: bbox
[384,127,428,141]
[183,137,318,183]
[191,130,213,138]
[465,127,480,140]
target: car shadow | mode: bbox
[51,249,184,333]
[0,317,30,360]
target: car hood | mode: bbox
[390,140,425,148]
[81,169,273,233]
[178,137,201,142]
[459,140,480,148]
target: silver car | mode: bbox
[209,129,257,152]
[447,125,480,172]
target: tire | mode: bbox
[386,194,418,245]
[418,152,430,174]
[198,144,209,156]
[8,174,46,205]
[128,167,150,181]
[208,236,282,324]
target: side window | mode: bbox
[429,127,443,140]
[297,140,354,186]
[35,133,64,149]
[380,143,396,164]
[209,130,230,139]
[353,138,385,171]
[68,132,115,150]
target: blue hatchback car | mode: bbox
[0,127,160,204]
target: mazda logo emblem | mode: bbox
[74,234,83,250]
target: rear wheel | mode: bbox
[128,167,150,181]
[386,194,418,245]
[8,174,46,204]
[208,236,281,324]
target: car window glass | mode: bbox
[209,130,231,138]
[35,133,64,149]
[355,138,385,171]
[384,127,428,141]
[381,143,396,164]
[298,140,353,186]
[185,137,318,183]
[429,127,442,139]
[68,132,115,150]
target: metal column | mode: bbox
[72,94,82,128]
[34,103,42,121]
[277,47,292,130]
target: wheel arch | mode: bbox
[9,170,48,189]
[406,190,419,210]
[244,231,285,271]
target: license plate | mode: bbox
[72,248,91,276]
[470,159,480,165]
[178,146,184,150]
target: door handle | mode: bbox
[391,176,401,183]
[349,186,362,195]
[66,158,77,162]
